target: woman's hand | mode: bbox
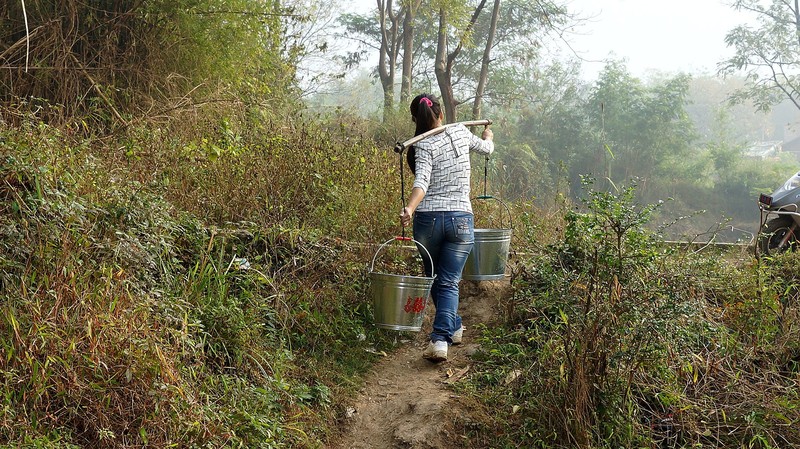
[482,127,494,141]
[400,206,413,227]
[401,188,424,228]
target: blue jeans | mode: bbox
[413,211,474,344]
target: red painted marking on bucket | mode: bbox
[404,296,426,314]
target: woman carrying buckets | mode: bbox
[400,94,494,362]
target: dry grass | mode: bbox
[0,109,411,447]
[461,187,800,449]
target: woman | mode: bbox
[400,93,494,362]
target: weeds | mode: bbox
[462,179,800,448]
[9,98,800,448]
[0,111,401,447]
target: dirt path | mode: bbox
[330,280,511,449]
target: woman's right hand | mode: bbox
[482,127,494,141]
[400,206,413,227]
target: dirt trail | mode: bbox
[330,280,511,449]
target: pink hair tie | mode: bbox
[421,97,433,107]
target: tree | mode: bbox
[400,0,424,105]
[721,0,800,112]
[434,0,488,123]
[0,0,299,124]
[339,0,419,119]
[433,0,570,122]
[340,0,571,122]
[471,0,500,121]
[377,0,404,116]
[586,62,695,192]
[292,0,353,97]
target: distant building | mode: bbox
[743,141,782,159]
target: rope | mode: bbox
[400,149,406,239]
[483,156,489,197]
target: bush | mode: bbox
[0,112,400,446]
[462,179,800,448]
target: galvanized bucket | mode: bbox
[369,237,435,331]
[463,196,513,281]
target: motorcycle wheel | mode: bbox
[759,217,797,256]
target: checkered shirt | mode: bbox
[412,124,494,213]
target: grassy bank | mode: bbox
[5,111,800,448]
[0,113,408,447]
[460,181,800,448]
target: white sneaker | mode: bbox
[452,326,464,345]
[422,340,448,362]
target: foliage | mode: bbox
[446,0,569,110]
[721,0,800,112]
[494,59,800,240]
[0,0,300,126]
[0,109,403,447]
[500,62,696,200]
[460,181,800,448]
[586,63,696,187]
[337,0,570,120]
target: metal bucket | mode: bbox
[369,237,435,331]
[463,228,512,281]
[462,196,513,281]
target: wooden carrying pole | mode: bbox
[393,119,492,153]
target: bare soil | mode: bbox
[330,280,512,449]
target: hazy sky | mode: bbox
[347,0,755,79]
[564,0,752,78]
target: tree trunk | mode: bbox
[435,0,488,123]
[472,0,500,121]
[377,0,402,120]
[400,0,421,106]
[435,7,454,123]
[795,0,800,48]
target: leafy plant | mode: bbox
[0,108,404,447]
[462,179,800,448]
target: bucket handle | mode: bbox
[370,236,436,279]
[472,195,513,230]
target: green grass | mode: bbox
[5,109,800,448]
[458,182,800,448]
[0,112,403,447]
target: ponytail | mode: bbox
[408,94,442,175]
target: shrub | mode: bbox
[0,112,399,446]
[462,179,800,448]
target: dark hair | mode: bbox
[407,93,442,174]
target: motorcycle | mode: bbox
[758,171,800,254]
